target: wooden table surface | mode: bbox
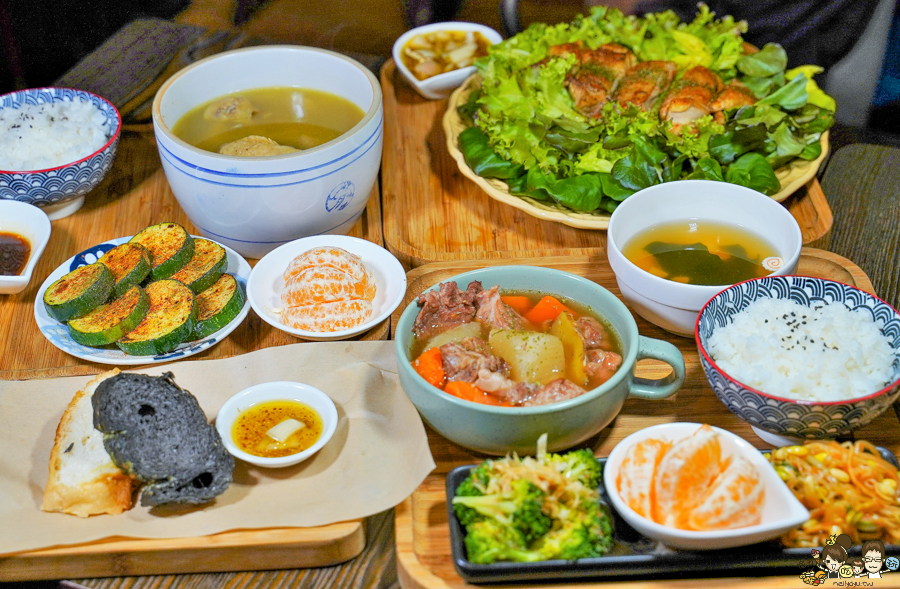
[3,67,900,589]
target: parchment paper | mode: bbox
[0,340,436,555]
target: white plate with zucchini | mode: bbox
[34,231,251,365]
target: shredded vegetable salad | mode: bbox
[451,436,612,563]
[767,440,900,547]
[457,3,836,213]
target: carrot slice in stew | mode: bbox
[501,295,532,315]
[524,295,571,324]
[445,380,509,406]
[412,346,445,388]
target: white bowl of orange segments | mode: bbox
[247,235,406,341]
[604,423,809,550]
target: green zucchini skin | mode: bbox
[130,222,194,281]
[99,242,152,297]
[68,285,150,346]
[116,279,197,356]
[192,274,245,339]
[43,263,114,322]
[169,238,228,294]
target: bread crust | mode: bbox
[42,369,138,517]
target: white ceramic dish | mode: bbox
[392,22,503,100]
[0,200,51,294]
[606,180,803,337]
[33,235,251,365]
[152,45,384,259]
[603,422,809,550]
[247,234,406,341]
[215,381,339,468]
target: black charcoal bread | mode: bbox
[91,372,234,507]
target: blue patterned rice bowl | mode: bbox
[696,276,900,439]
[0,87,120,209]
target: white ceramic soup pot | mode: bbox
[606,180,803,337]
[152,45,383,259]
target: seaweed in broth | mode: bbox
[622,219,779,286]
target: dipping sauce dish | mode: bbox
[216,381,338,468]
[0,200,51,294]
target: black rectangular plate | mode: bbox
[446,448,900,584]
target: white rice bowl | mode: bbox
[0,99,111,171]
[707,298,896,402]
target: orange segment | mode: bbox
[687,455,764,530]
[284,247,374,290]
[617,438,670,519]
[281,299,373,332]
[653,424,721,528]
[282,266,370,307]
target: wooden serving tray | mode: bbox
[392,251,896,589]
[0,132,382,580]
[380,59,833,268]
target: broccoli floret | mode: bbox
[548,448,603,488]
[463,519,545,564]
[537,501,613,560]
[453,479,552,543]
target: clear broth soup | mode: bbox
[173,87,365,154]
[622,219,779,286]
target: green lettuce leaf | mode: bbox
[725,153,780,194]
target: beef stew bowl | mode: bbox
[394,265,686,455]
[151,45,383,259]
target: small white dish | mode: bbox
[247,234,406,341]
[392,22,503,100]
[603,422,809,550]
[216,381,339,468]
[0,200,51,294]
[33,235,251,365]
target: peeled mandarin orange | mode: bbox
[617,438,671,519]
[281,266,371,307]
[284,246,375,297]
[687,455,764,531]
[652,424,721,528]
[281,299,373,332]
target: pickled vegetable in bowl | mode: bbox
[401,30,491,80]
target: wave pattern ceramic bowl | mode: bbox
[0,88,121,220]
[696,276,900,440]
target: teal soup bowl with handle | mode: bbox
[394,265,685,455]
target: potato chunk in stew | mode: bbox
[489,329,565,385]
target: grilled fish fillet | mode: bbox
[613,60,677,111]
[711,81,757,123]
[548,42,636,118]
[42,369,138,517]
[659,66,724,132]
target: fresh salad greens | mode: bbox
[457,4,835,213]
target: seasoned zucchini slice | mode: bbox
[68,285,150,346]
[99,242,152,297]
[43,263,114,322]
[130,222,194,280]
[169,238,228,294]
[116,279,196,356]
[193,274,245,339]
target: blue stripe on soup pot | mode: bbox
[157,112,383,181]
[193,208,364,246]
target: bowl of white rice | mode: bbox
[0,87,121,220]
[696,276,900,441]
